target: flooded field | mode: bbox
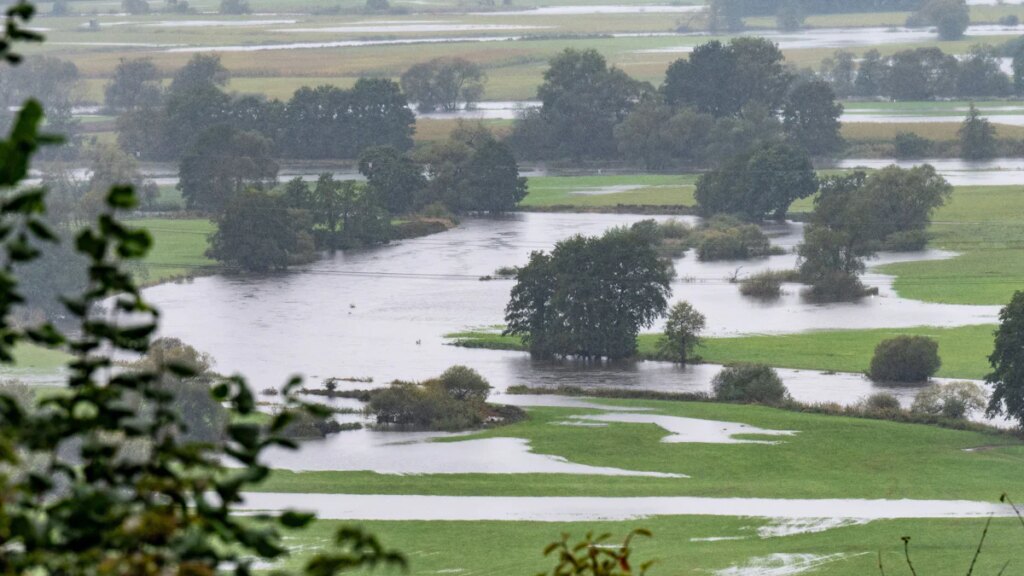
[832,158,1024,186]
[146,213,997,399]
[240,493,1018,521]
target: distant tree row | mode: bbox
[511,41,844,167]
[112,55,415,161]
[821,45,1015,100]
[707,0,964,36]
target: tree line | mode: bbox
[822,44,1022,100]
[112,54,415,161]
[510,40,844,168]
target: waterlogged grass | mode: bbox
[842,121,1024,142]
[7,342,71,372]
[881,186,1024,305]
[256,399,1024,500]
[448,324,996,380]
[522,174,698,208]
[133,218,217,283]
[274,516,1024,576]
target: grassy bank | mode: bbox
[134,217,218,284]
[521,174,698,208]
[274,516,1024,575]
[447,324,997,380]
[256,399,1023,500]
[880,186,1024,305]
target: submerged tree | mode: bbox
[505,224,673,359]
[657,301,706,364]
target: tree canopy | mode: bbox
[177,123,279,213]
[505,223,674,359]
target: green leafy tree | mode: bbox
[456,139,527,213]
[694,142,818,221]
[986,291,1024,426]
[957,45,1011,98]
[657,301,705,364]
[782,79,843,154]
[712,364,789,404]
[514,48,646,160]
[207,189,315,271]
[918,0,970,40]
[177,123,278,213]
[104,57,163,112]
[707,0,743,31]
[437,365,491,402]
[958,103,997,160]
[868,336,941,383]
[359,146,426,214]
[168,53,229,95]
[505,225,673,359]
[853,49,888,97]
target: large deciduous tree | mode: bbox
[958,103,997,160]
[782,79,843,154]
[505,223,673,359]
[987,291,1024,426]
[207,189,315,271]
[359,145,427,214]
[694,142,818,221]
[400,57,486,112]
[177,123,278,213]
[104,57,163,112]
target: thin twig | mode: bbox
[1000,494,1024,531]
[964,514,992,576]
[995,560,1011,576]
[901,537,918,576]
[877,550,886,576]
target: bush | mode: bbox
[912,381,987,419]
[712,364,789,404]
[999,14,1020,27]
[868,335,941,383]
[860,392,903,416]
[894,132,932,158]
[366,367,494,431]
[802,271,877,303]
[696,222,772,261]
[739,270,786,299]
[437,365,491,402]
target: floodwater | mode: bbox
[165,35,521,53]
[831,157,1024,186]
[272,23,551,33]
[571,413,797,444]
[477,4,705,15]
[415,100,540,120]
[238,492,1017,521]
[259,431,684,476]
[146,213,997,404]
[638,25,1024,54]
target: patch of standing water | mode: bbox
[271,23,551,33]
[259,429,685,477]
[476,4,705,14]
[830,158,1024,186]
[715,553,857,576]
[237,493,1019,521]
[756,518,870,538]
[568,413,796,444]
[415,100,540,120]
[163,35,521,53]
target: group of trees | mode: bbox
[400,57,486,113]
[113,54,415,161]
[204,125,526,272]
[709,0,965,36]
[797,165,952,301]
[512,41,843,168]
[505,222,674,359]
[822,45,1015,100]
[366,366,496,430]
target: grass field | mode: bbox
[274,516,1024,575]
[133,218,217,283]
[447,324,997,380]
[879,186,1024,306]
[521,174,698,208]
[256,399,1024,499]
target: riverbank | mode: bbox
[447,324,997,380]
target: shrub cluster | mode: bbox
[738,270,797,299]
[365,366,498,431]
[912,381,987,419]
[712,364,790,405]
[868,335,941,383]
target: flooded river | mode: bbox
[145,213,997,398]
